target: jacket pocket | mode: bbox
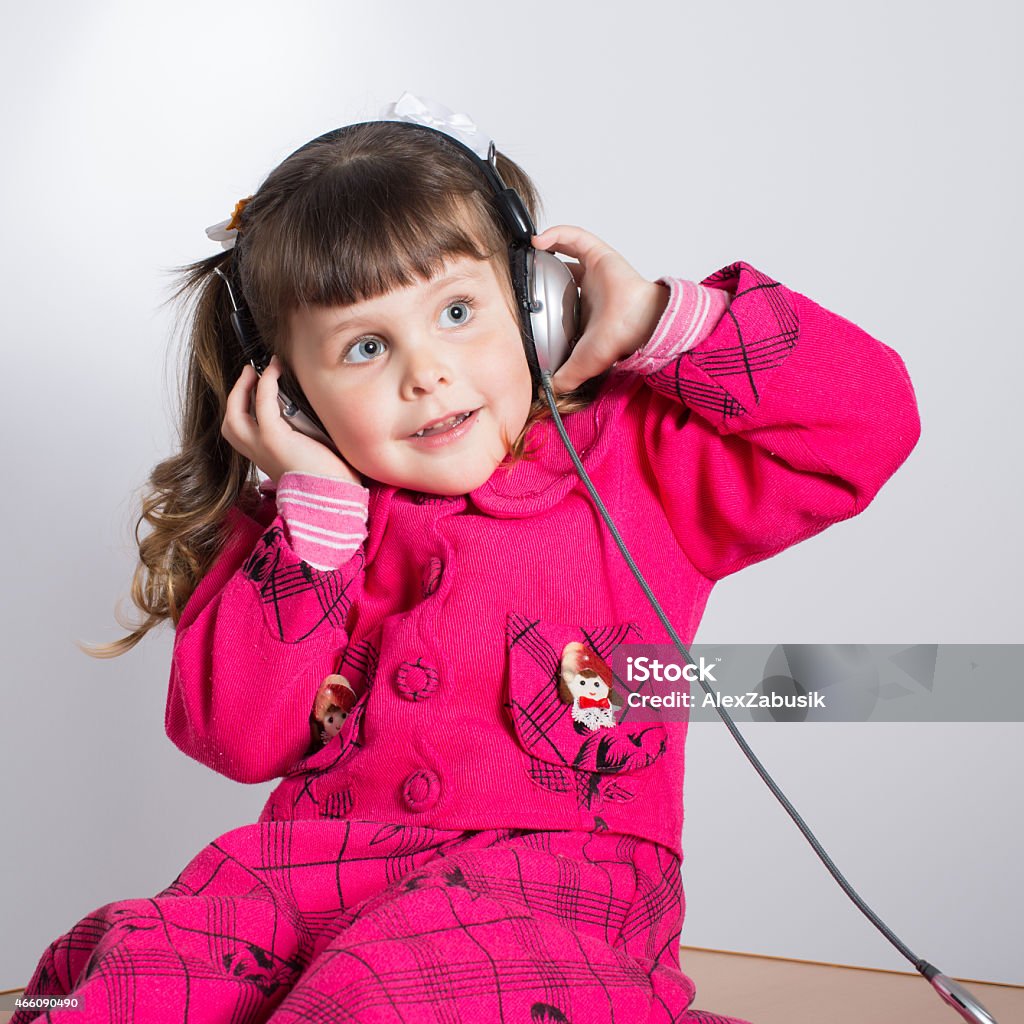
[505,612,667,807]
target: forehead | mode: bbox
[291,254,507,343]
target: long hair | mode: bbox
[88,121,598,658]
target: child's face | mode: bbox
[287,255,533,495]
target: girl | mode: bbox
[12,94,920,1024]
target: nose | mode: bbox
[399,338,453,399]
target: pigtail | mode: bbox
[83,253,259,658]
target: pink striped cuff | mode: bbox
[272,472,370,571]
[616,277,731,375]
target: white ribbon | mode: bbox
[377,91,493,160]
[205,217,238,250]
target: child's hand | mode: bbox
[222,357,361,486]
[532,225,669,394]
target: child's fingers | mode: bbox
[222,364,260,453]
[224,363,257,417]
[532,225,612,267]
[252,356,289,439]
[250,357,278,422]
[550,335,617,395]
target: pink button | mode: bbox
[401,769,440,811]
[395,659,439,702]
[422,557,443,597]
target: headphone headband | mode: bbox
[276,116,549,382]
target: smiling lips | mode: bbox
[410,410,475,438]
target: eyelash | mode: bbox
[340,296,477,363]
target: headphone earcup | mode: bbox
[527,249,580,374]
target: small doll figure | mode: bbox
[558,642,621,732]
[311,674,358,746]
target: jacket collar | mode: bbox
[468,373,635,517]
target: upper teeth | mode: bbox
[415,412,469,437]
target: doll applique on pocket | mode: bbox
[287,638,379,782]
[293,674,369,776]
[312,674,361,746]
[505,612,668,809]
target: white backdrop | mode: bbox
[2,0,1021,994]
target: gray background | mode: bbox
[2,0,1021,991]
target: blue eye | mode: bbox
[439,299,473,328]
[340,298,473,363]
[343,337,387,364]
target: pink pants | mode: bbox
[14,820,751,1024]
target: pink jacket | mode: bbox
[165,261,920,856]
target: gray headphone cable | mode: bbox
[539,371,998,1024]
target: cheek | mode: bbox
[488,336,533,419]
[304,379,380,452]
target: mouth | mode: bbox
[409,409,477,438]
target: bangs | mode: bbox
[242,155,507,341]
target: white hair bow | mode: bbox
[377,91,493,160]
[204,196,251,251]
[205,220,238,250]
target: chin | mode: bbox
[420,470,495,496]
[410,458,503,497]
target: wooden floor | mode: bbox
[2,947,1021,1022]
[680,946,1023,1023]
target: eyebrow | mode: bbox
[323,268,483,338]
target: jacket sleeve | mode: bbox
[164,476,368,783]
[636,261,921,581]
